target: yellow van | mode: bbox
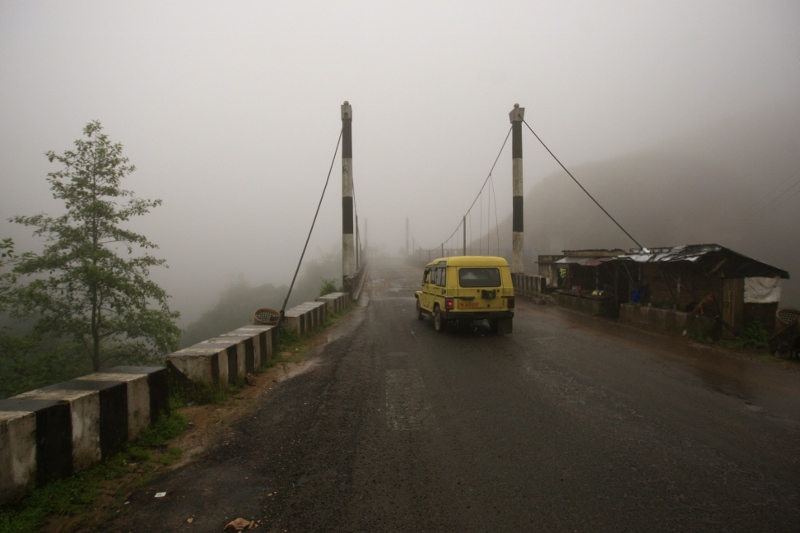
[415,256,514,333]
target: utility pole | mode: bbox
[406,218,409,255]
[342,101,355,293]
[510,103,525,274]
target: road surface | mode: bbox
[98,259,800,532]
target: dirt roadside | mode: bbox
[37,302,367,533]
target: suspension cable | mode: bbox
[523,119,642,249]
[279,128,343,325]
[491,176,500,256]
[410,126,513,253]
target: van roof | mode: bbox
[425,255,509,268]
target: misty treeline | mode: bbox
[180,250,342,348]
[0,120,345,400]
[0,122,180,399]
[466,106,800,307]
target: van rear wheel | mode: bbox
[433,306,446,332]
[489,319,499,334]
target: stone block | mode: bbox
[76,373,150,440]
[104,366,170,422]
[229,325,276,364]
[200,338,246,383]
[168,345,228,386]
[0,410,36,502]
[282,308,309,336]
[0,398,72,492]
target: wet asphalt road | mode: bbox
[100,260,800,532]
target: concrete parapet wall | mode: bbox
[619,304,716,336]
[165,296,346,396]
[619,304,689,333]
[317,292,350,313]
[512,273,548,297]
[0,366,168,504]
[167,326,278,387]
[282,301,328,336]
[553,292,617,317]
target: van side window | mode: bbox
[423,269,430,284]
[435,267,446,287]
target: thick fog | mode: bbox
[2,1,799,327]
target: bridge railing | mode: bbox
[1,290,353,504]
[512,273,549,298]
[1,366,169,503]
[351,261,369,301]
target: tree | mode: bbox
[7,121,180,371]
[0,238,15,310]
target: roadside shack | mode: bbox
[614,244,788,334]
[537,249,627,317]
[538,244,789,334]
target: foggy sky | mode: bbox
[2,1,799,325]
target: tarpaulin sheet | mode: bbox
[744,277,782,304]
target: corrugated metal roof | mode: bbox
[554,257,598,265]
[555,244,789,279]
[617,244,721,263]
[617,244,789,279]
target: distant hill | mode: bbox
[180,250,343,347]
[486,105,800,307]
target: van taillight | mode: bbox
[445,298,454,310]
[507,296,515,309]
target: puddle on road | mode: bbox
[688,349,753,400]
[536,306,760,402]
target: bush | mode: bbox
[319,278,338,297]
[739,320,769,349]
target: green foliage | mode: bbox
[135,411,189,447]
[0,239,13,263]
[259,353,285,370]
[687,331,715,343]
[319,278,338,297]
[276,327,301,352]
[0,239,16,313]
[5,121,180,371]
[126,446,152,462]
[729,320,770,350]
[0,330,90,399]
[168,371,230,405]
[157,447,183,466]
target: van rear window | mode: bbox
[459,268,501,288]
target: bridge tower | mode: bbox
[510,103,525,274]
[342,101,355,292]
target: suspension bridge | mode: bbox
[2,102,799,533]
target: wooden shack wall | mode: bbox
[744,302,778,334]
[639,263,723,311]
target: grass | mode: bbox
[168,373,236,407]
[688,320,772,353]
[0,409,189,533]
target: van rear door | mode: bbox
[457,267,505,310]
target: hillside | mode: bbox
[486,105,800,306]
